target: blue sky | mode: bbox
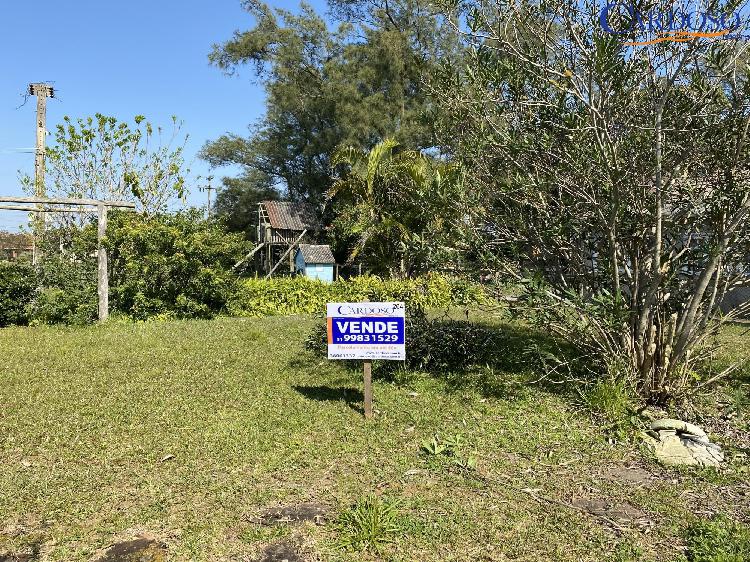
[0,0,325,232]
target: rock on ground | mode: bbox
[646,419,724,467]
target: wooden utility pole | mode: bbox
[30,83,53,197]
[29,83,54,263]
[97,204,109,321]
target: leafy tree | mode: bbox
[212,170,280,238]
[22,114,189,222]
[329,138,471,276]
[202,0,457,207]
[434,0,750,401]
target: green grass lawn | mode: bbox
[0,317,748,561]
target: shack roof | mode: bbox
[297,244,335,264]
[261,201,317,231]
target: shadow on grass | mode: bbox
[300,315,583,401]
[292,385,365,414]
[406,319,582,400]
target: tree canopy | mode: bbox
[201,0,459,216]
[212,170,279,237]
[328,138,471,276]
[23,114,188,223]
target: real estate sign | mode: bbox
[326,302,405,360]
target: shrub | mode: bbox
[578,377,639,437]
[28,242,99,325]
[30,286,98,326]
[229,274,487,317]
[25,213,246,323]
[106,210,246,320]
[0,261,37,327]
[305,310,503,373]
[581,378,635,423]
[405,313,500,371]
[684,515,750,562]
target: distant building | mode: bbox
[295,244,335,283]
[0,232,33,261]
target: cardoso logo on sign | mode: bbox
[334,303,405,317]
[599,2,748,46]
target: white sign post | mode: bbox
[326,302,405,418]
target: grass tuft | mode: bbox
[581,378,635,425]
[335,495,404,552]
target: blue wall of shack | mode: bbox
[295,251,334,283]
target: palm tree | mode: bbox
[328,138,467,277]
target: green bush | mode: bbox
[30,286,98,326]
[24,213,246,324]
[684,515,750,561]
[581,378,635,422]
[107,211,246,320]
[404,313,501,371]
[6,218,484,325]
[228,274,487,317]
[578,377,639,437]
[0,261,37,327]
[28,244,99,325]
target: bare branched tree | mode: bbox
[433,0,750,401]
[21,114,189,227]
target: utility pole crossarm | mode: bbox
[0,205,97,213]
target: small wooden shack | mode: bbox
[241,201,319,276]
[295,244,335,283]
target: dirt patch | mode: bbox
[571,498,652,528]
[0,554,38,562]
[256,540,302,562]
[599,465,656,486]
[254,503,327,527]
[93,538,166,562]
[0,521,45,562]
[682,482,750,521]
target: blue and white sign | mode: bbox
[326,302,405,360]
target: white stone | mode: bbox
[650,418,707,438]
